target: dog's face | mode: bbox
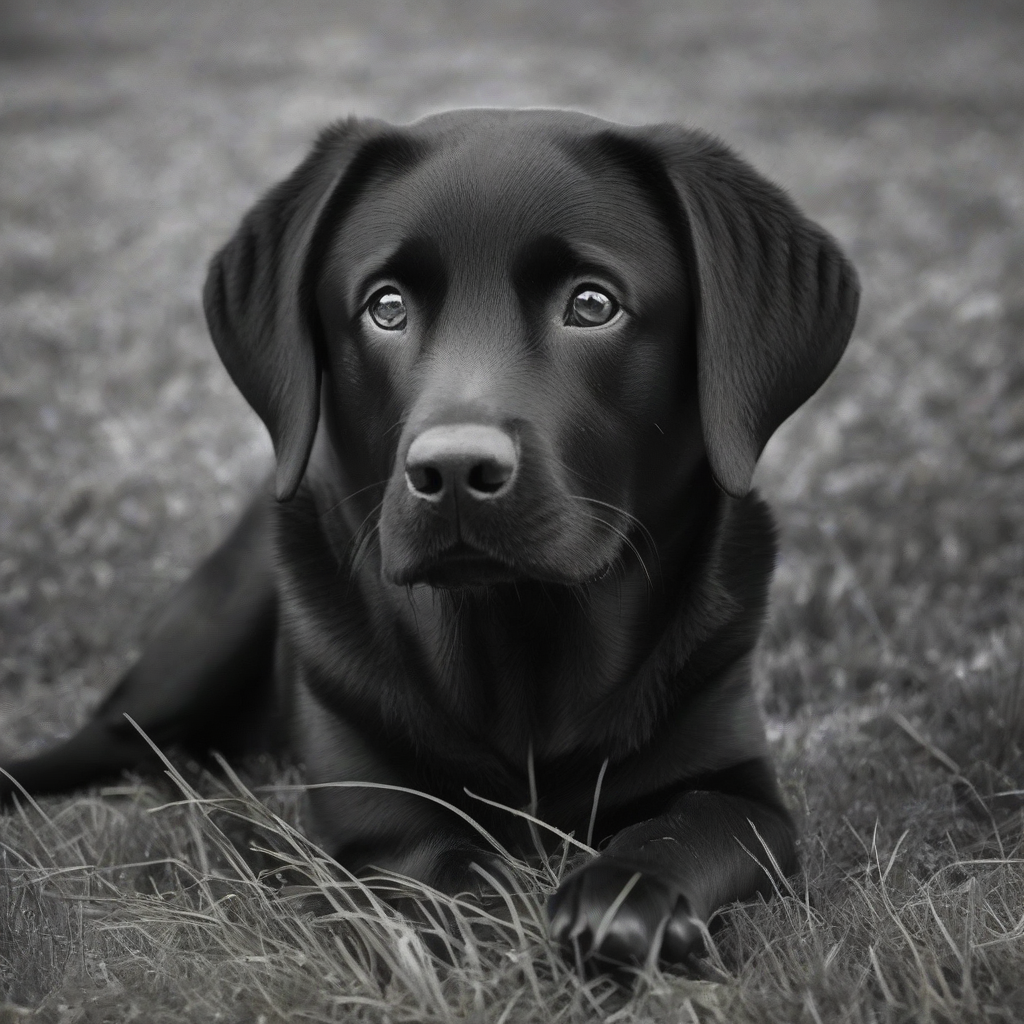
[315,127,699,587]
[203,110,859,587]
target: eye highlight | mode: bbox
[566,287,619,327]
[367,289,407,330]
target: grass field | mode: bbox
[2,0,1024,1019]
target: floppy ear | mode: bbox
[635,127,860,497]
[203,118,385,500]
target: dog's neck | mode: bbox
[283,451,725,763]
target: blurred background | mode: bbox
[1,0,1023,779]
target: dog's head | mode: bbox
[204,109,858,588]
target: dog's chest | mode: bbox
[398,584,651,764]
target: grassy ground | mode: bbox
[2,0,1024,1019]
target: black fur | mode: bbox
[1,109,859,970]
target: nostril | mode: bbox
[405,424,517,503]
[467,458,513,495]
[407,464,444,497]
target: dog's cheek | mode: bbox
[620,335,680,427]
[324,335,410,484]
[548,352,637,507]
[626,340,706,518]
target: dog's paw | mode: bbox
[548,859,702,968]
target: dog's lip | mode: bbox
[393,544,618,589]
[399,543,524,588]
[440,541,495,560]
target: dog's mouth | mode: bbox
[407,543,524,589]
[395,544,619,590]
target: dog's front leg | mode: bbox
[293,679,498,893]
[548,760,797,968]
[306,778,500,893]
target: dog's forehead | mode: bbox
[333,122,674,279]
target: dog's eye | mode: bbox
[567,288,618,327]
[367,290,407,330]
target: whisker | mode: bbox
[348,499,385,575]
[318,477,391,519]
[570,494,658,557]
[547,454,654,541]
[578,509,654,592]
[567,581,590,614]
[382,416,407,440]
[350,523,382,577]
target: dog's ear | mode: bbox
[203,118,386,500]
[634,127,860,497]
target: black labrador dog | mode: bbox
[1,109,858,969]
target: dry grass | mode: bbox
[2,695,1023,1023]
[2,0,1024,1019]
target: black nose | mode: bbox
[405,424,517,502]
